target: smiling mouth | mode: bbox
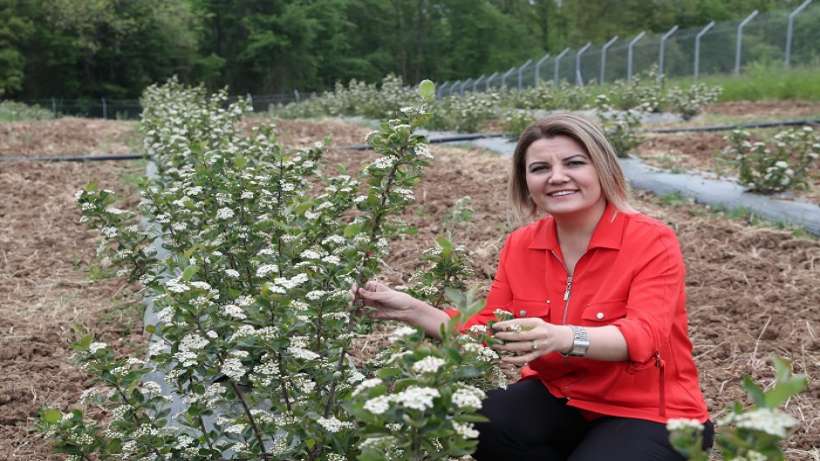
[547,190,578,197]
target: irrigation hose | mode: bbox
[2,117,818,161]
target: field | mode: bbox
[0,104,818,459]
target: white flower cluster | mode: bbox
[288,346,320,361]
[316,416,355,433]
[452,421,479,439]
[88,342,108,354]
[352,378,383,396]
[256,264,278,277]
[412,356,446,374]
[221,356,246,381]
[175,333,209,367]
[719,407,798,438]
[666,418,704,432]
[388,325,417,343]
[393,386,440,411]
[221,303,246,320]
[216,207,234,220]
[451,385,485,410]
[363,395,392,415]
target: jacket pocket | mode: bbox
[580,299,627,326]
[510,299,550,319]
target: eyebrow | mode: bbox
[527,154,588,166]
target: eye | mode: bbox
[529,165,550,173]
[567,160,586,167]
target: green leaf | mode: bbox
[41,408,62,424]
[435,235,453,257]
[418,80,435,101]
[145,324,156,334]
[74,335,93,351]
[181,265,199,282]
[741,376,766,407]
[764,358,808,408]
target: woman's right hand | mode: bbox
[355,280,420,322]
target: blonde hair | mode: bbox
[509,112,636,219]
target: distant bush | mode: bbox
[721,127,819,193]
[0,100,54,122]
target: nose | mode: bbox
[548,165,570,184]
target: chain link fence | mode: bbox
[12,93,302,120]
[438,0,820,97]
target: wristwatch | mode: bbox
[561,325,590,357]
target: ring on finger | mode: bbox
[531,340,539,351]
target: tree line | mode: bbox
[0,0,802,99]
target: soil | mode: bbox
[1,116,818,459]
[0,118,138,157]
[703,101,820,119]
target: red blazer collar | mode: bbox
[528,202,626,251]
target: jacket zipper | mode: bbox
[655,351,666,417]
[561,275,574,325]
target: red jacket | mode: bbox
[456,203,709,423]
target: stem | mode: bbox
[188,375,216,453]
[276,352,293,413]
[229,380,270,460]
[110,384,164,459]
[323,348,348,418]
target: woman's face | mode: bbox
[524,135,604,218]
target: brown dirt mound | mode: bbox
[0,159,144,459]
[704,101,820,119]
[0,118,137,157]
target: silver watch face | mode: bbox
[570,326,590,356]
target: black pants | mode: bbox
[473,379,714,461]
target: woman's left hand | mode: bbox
[491,318,573,365]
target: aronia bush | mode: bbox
[39,78,505,461]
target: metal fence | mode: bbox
[437,0,820,97]
[14,93,302,120]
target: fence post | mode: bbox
[554,48,570,85]
[518,59,533,90]
[627,31,646,81]
[658,25,678,80]
[575,42,591,85]
[460,79,471,95]
[449,81,460,97]
[600,36,619,84]
[501,67,516,89]
[486,72,498,91]
[437,82,449,99]
[51,98,57,117]
[694,21,715,79]
[101,97,107,119]
[534,53,550,86]
[473,75,485,92]
[735,10,758,74]
[785,0,813,67]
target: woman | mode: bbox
[356,113,712,460]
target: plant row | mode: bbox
[39,79,505,461]
[272,70,721,134]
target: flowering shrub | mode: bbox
[272,70,720,134]
[500,110,536,139]
[39,78,506,460]
[721,127,819,193]
[274,74,420,120]
[427,92,502,133]
[665,83,721,120]
[594,95,644,158]
[0,100,54,121]
[668,357,807,461]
